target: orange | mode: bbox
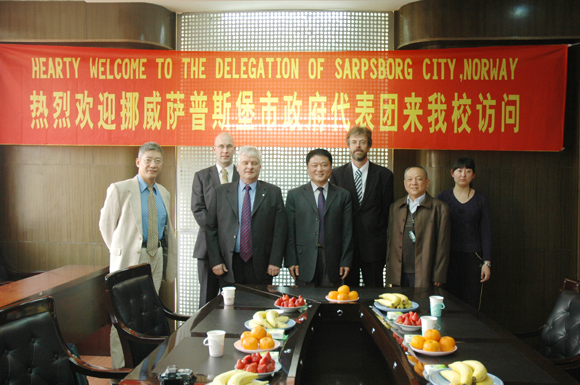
[251,325,267,340]
[337,293,349,301]
[424,329,441,342]
[242,336,258,350]
[410,335,426,350]
[439,336,456,352]
[348,291,359,300]
[423,340,441,352]
[328,291,339,300]
[266,332,272,339]
[259,336,275,349]
[240,331,252,341]
[414,361,424,377]
[407,355,419,365]
[337,285,350,295]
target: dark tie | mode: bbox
[146,186,158,257]
[240,185,252,262]
[355,168,363,203]
[317,187,325,247]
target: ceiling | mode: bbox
[85,0,418,14]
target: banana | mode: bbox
[462,360,487,382]
[252,312,264,326]
[448,362,474,385]
[277,321,288,328]
[226,370,258,385]
[248,320,259,328]
[440,369,461,385]
[392,293,409,302]
[262,319,274,329]
[266,310,279,327]
[277,316,289,323]
[212,369,241,385]
[475,375,493,385]
[377,296,401,308]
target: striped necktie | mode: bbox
[355,168,363,203]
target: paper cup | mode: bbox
[421,316,440,336]
[221,286,236,306]
[203,330,226,357]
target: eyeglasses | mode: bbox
[143,158,163,165]
[216,145,235,150]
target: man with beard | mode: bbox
[330,126,394,288]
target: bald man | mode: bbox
[191,133,239,308]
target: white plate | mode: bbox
[244,319,296,330]
[234,361,282,379]
[393,323,421,332]
[409,345,457,356]
[374,301,419,313]
[428,369,503,385]
[234,339,281,354]
[325,295,359,303]
[274,303,307,312]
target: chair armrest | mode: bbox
[513,325,544,339]
[113,322,169,345]
[163,309,190,323]
[66,349,132,379]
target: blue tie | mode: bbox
[317,187,325,247]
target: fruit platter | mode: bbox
[409,329,457,356]
[245,310,295,330]
[427,360,502,385]
[392,311,421,332]
[234,351,282,378]
[235,326,281,353]
[374,293,419,312]
[326,285,359,302]
[274,294,307,311]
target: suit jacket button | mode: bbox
[399,246,402,249]
[137,250,141,254]
[233,235,237,239]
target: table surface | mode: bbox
[120,285,578,385]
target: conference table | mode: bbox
[120,285,578,385]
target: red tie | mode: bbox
[240,185,252,262]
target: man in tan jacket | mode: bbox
[386,166,450,288]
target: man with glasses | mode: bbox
[99,141,176,369]
[191,132,239,308]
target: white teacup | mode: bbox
[421,316,441,336]
[203,330,226,357]
[429,295,444,307]
[221,286,236,306]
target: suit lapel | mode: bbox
[129,176,143,235]
[302,184,319,215]
[210,165,220,187]
[226,182,239,219]
[360,162,376,207]
[325,184,338,216]
[252,181,266,215]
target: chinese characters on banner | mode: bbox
[0,44,568,150]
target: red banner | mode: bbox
[0,44,567,150]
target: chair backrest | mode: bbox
[0,297,78,385]
[537,278,580,360]
[105,263,171,366]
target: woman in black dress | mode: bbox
[437,157,491,310]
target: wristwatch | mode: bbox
[483,261,491,268]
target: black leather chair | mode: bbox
[0,296,130,384]
[104,263,190,368]
[516,277,580,378]
[0,250,42,284]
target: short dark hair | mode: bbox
[346,126,372,147]
[452,157,476,173]
[306,149,333,165]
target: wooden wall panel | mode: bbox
[0,1,175,49]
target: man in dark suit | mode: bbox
[191,132,239,308]
[206,146,287,285]
[285,149,353,286]
[330,126,394,288]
